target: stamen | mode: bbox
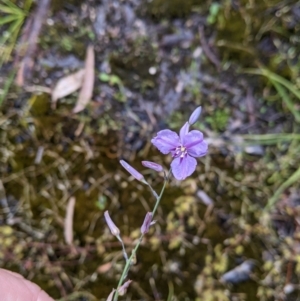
[174,145,187,158]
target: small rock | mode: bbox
[284,283,295,295]
[221,260,255,284]
[244,145,264,156]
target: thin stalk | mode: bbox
[152,169,171,217]
[113,235,144,301]
[113,168,172,301]
[117,236,128,261]
[146,182,158,199]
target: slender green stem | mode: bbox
[113,168,172,301]
[113,235,144,301]
[152,169,171,217]
[146,182,158,199]
[117,236,128,261]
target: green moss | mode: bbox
[205,109,230,131]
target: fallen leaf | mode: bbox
[51,69,85,109]
[73,45,95,113]
[97,262,112,274]
[64,196,76,245]
[15,61,26,87]
[34,146,44,164]
[196,190,214,206]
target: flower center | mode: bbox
[174,145,187,158]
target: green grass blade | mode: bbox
[0,68,16,106]
[0,5,23,16]
[0,4,17,14]
[271,80,300,122]
[244,68,300,100]
[24,0,33,12]
[167,281,174,301]
[0,14,19,25]
[1,0,19,8]
[0,21,17,47]
[242,133,300,145]
[265,166,300,210]
[0,0,26,17]
[0,18,24,63]
[0,19,22,46]
[243,68,300,123]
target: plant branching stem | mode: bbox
[113,169,172,301]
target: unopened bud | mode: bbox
[179,122,190,139]
[104,211,120,237]
[141,161,163,172]
[189,106,202,125]
[118,280,132,296]
[141,212,153,234]
[120,160,144,181]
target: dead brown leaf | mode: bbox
[64,196,76,245]
[15,0,51,86]
[51,69,85,109]
[73,45,95,113]
[97,262,112,274]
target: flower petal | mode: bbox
[182,130,208,157]
[188,140,208,157]
[151,130,180,154]
[171,155,197,180]
[179,122,190,142]
[182,130,203,147]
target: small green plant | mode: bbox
[104,107,207,300]
[207,2,221,25]
[243,67,300,210]
[206,109,229,131]
[99,72,126,102]
[0,0,32,65]
[244,67,300,123]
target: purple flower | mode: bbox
[151,122,208,180]
[141,161,163,172]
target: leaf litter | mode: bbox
[73,45,95,114]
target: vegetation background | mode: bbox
[0,0,300,300]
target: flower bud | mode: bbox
[189,106,202,125]
[104,211,120,237]
[140,212,153,234]
[179,122,190,139]
[141,161,163,172]
[118,280,132,296]
[120,160,144,181]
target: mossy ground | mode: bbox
[0,0,300,300]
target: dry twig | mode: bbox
[198,25,221,70]
[16,0,51,86]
